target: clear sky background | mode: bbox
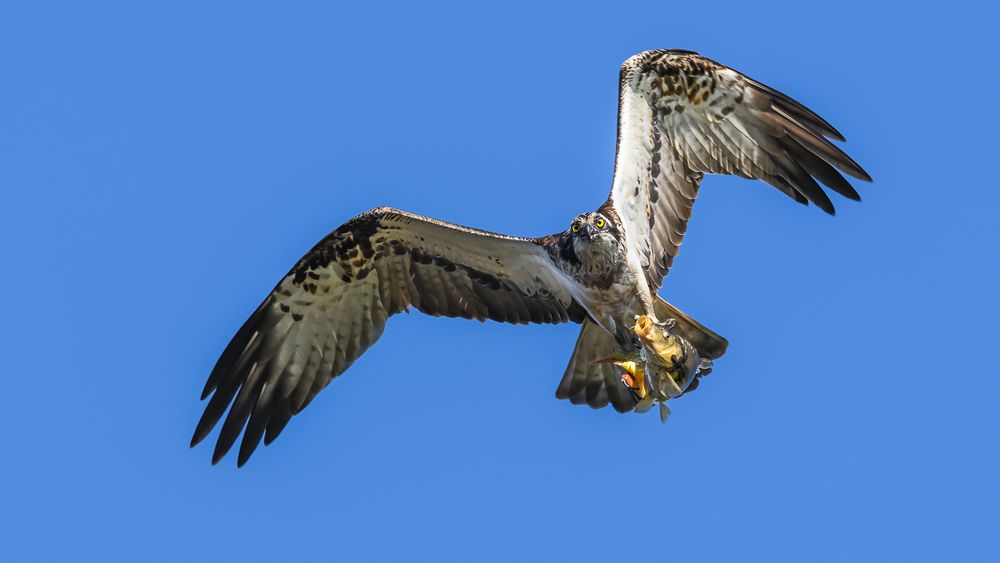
[2,1,997,561]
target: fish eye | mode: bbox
[571,222,581,233]
[595,217,606,228]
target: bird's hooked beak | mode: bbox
[580,224,596,240]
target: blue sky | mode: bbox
[2,1,997,561]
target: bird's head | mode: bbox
[565,212,622,270]
[569,211,616,243]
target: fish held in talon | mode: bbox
[631,315,701,401]
[592,315,705,420]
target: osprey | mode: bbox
[192,50,871,466]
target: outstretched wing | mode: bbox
[192,207,585,466]
[607,49,872,290]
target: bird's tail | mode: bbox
[555,319,637,412]
[555,297,727,412]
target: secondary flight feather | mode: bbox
[192,49,871,466]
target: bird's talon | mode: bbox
[655,318,677,331]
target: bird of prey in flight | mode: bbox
[192,49,871,466]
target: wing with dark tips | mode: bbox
[608,50,871,290]
[192,207,585,466]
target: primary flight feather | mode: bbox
[192,49,871,466]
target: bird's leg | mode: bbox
[633,313,677,333]
[655,318,677,331]
[651,315,678,332]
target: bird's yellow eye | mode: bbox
[595,217,606,228]
[571,223,581,233]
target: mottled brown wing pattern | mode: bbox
[192,207,585,466]
[610,50,872,290]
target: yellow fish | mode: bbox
[597,315,706,422]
